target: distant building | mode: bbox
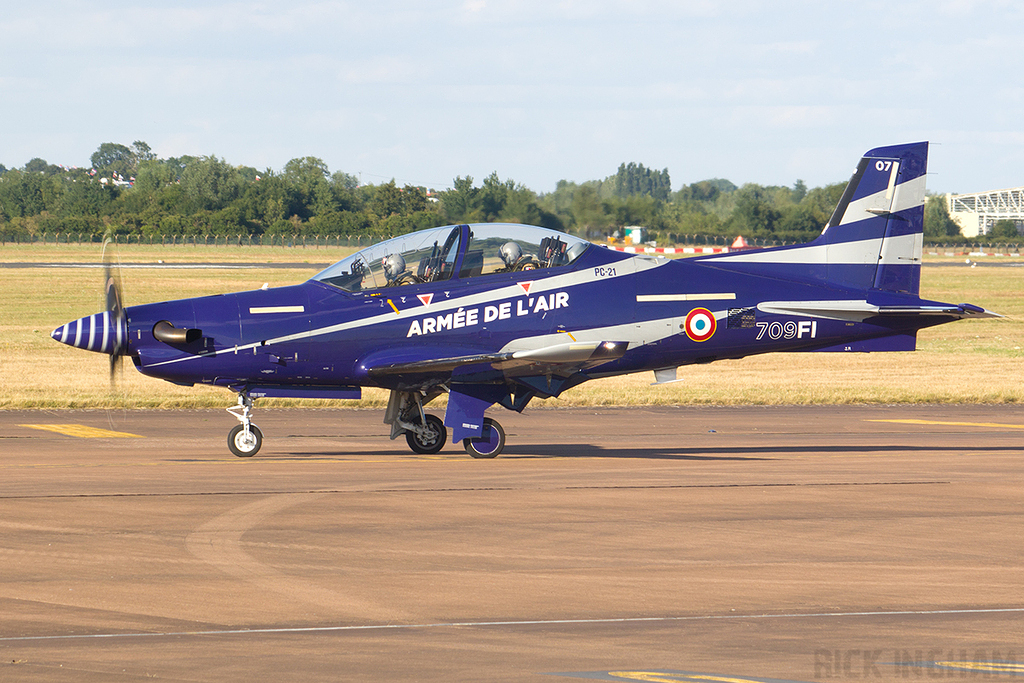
[624,226,647,244]
[947,188,1024,237]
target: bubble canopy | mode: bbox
[311,223,591,292]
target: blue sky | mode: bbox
[2,1,1022,195]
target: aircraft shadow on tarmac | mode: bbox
[507,443,1024,459]
[266,442,1021,461]
[277,444,766,460]
[278,448,766,461]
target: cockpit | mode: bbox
[311,223,591,292]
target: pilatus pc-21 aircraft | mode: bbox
[54,142,995,458]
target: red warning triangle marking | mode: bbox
[417,293,433,307]
[518,281,533,295]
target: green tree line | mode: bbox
[0,141,971,245]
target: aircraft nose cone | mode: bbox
[52,311,126,355]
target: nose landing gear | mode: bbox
[226,392,263,457]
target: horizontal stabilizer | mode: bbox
[757,300,1000,322]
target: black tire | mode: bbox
[228,424,263,457]
[463,418,505,459]
[405,414,447,454]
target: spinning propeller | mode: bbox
[102,237,127,387]
[50,235,128,388]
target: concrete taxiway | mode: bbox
[1,405,1022,682]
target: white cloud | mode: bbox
[2,0,1024,192]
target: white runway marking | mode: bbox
[4,607,1024,643]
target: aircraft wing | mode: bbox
[365,340,628,378]
[756,300,1000,322]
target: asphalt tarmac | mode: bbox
[2,405,1023,682]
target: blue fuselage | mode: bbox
[123,244,936,395]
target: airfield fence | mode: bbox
[2,233,377,248]
[1,231,1021,254]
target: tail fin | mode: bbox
[699,142,928,295]
[819,141,927,294]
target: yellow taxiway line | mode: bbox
[20,424,145,439]
[867,419,1024,430]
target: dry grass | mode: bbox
[0,241,356,264]
[1,244,1021,409]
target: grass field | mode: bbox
[1,243,1021,409]
[0,241,358,264]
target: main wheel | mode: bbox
[228,424,263,457]
[405,414,447,454]
[463,418,505,458]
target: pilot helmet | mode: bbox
[383,253,406,281]
[499,241,523,267]
[566,241,588,263]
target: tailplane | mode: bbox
[699,142,928,295]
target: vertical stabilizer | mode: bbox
[696,142,928,295]
[821,142,927,294]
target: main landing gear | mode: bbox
[224,389,507,459]
[463,417,505,458]
[386,389,506,458]
[405,413,447,454]
[402,412,506,458]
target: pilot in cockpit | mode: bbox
[497,242,538,272]
[383,253,421,286]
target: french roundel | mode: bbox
[684,307,717,342]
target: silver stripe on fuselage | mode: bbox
[708,232,919,266]
[499,308,729,356]
[714,173,927,267]
[143,257,670,369]
[637,293,735,302]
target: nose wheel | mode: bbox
[228,423,263,457]
[226,391,263,457]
